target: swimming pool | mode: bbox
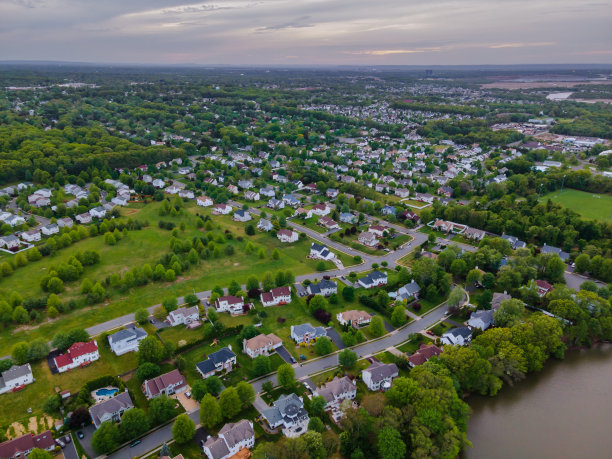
[96,388,118,397]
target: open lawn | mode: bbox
[0,201,357,356]
[0,343,138,426]
[540,189,612,222]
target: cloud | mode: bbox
[349,48,441,56]
[488,42,556,49]
[256,15,314,32]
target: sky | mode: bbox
[1,0,611,66]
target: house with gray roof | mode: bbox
[307,279,337,297]
[396,280,421,301]
[196,346,237,379]
[0,364,34,395]
[541,243,570,262]
[108,327,148,356]
[467,310,495,330]
[361,362,398,391]
[89,390,134,428]
[501,234,527,250]
[261,393,309,437]
[314,376,356,409]
[202,419,255,459]
[257,218,274,232]
[358,270,387,289]
[441,327,472,346]
[290,323,327,344]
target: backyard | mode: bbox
[540,188,612,222]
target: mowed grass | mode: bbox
[0,343,138,426]
[541,189,612,222]
[0,201,356,356]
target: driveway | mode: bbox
[173,388,199,413]
[378,316,395,333]
[294,284,309,297]
[325,327,346,349]
[78,424,97,459]
[253,395,269,415]
[62,434,78,459]
[275,345,296,364]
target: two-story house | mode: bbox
[142,369,187,400]
[260,286,291,307]
[54,340,99,373]
[361,361,399,391]
[314,376,356,410]
[337,310,372,328]
[196,346,237,379]
[0,431,55,458]
[89,390,134,428]
[0,363,34,394]
[108,327,148,356]
[167,306,200,327]
[290,323,327,344]
[358,271,387,289]
[202,419,255,459]
[261,393,309,436]
[243,333,282,359]
[215,296,245,315]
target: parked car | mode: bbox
[426,330,434,336]
[77,431,84,439]
[63,435,71,444]
[185,391,191,399]
[55,440,65,448]
[130,440,142,448]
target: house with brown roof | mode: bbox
[215,296,246,315]
[358,231,378,247]
[260,287,291,307]
[408,343,443,367]
[336,310,372,328]
[313,376,356,409]
[277,229,298,243]
[202,419,255,459]
[243,333,282,359]
[318,216,340,230]
[142,369,187,400]
[0,431,55,458]
[465,227,486,241]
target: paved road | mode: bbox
[63,434,79,459]
[564,270,605,290]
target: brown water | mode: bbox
[466,344,612,459]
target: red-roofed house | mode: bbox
[54,341,99,373]
[535,280,554,297]
[215,296,246,315]
[260,287,291,307]
[277,229,298,243]
[408,343,443,367]
[311,203,331,216]
[0,430,55,458]
[142,369,187,400]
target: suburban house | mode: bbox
[277,229,298,243]
[361,362,399,391]
[0,363,34,394]
[215,296,246,315]
[402,211,420,223]
[337,310,372,328]
[282,194,299,207]
[257,218,274,232]
[290,323,327,344]
[260,286,291,307]
[408,343,443,367]
[260,186,275,198]
[381,205,396,216]
[202,419,255,459]
[326,188,339,199]
[41,224,59,236]
[233,210,252,222]
[396,280,421,301]
[178,189,194,199]
[307,279,337,297]
[212,204,232,215]
[318,216,340,230]
[89,390,134,428]
[415,192,435,203]
[243,333,282,359]
[267,198,285,210]
[464,227,486,241]
[90,207,107,219]
[501,234,527,250]
[0,235,21,251]
[153,179,165,189]
[437,186,454,197]
[313,376,356,410]
[358,270,388,289]
[196,196,214,207]
[395,188,410,198]
[167,306,200,327]
[492,291,512,310]
[311,203,331,216]
[108,327,148,356]
[196,346,237,379]
[309,243,334,260]
[432,219,467,234]
[142,369,187,399]
[358,231,378,247]
[467,309,495,330]
[441,327,472,346]
[227,185,239,195]
[261,393,309,437]
[0,431,55,458]
[541,243,570,262]
[20,229,41,243]
[535,279,554,297]
[244,191,260,201]
[339,212,357,224]
[54,340,99,373]
[57,217,74,228]
[294,207,312,219]
[75,212,92,224]
[368,225,389,238]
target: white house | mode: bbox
[0,364,34,394]
[153,179,165,189]
[20,229,41,243]
[202,419,255,459]
[314,376,356,410]
[290,323,327,344]
[243,333,282,359]
[212,204,232,215]
[90,207,107,219]
[368,225,389,238]
[142,369,187,400]
[54,341,99,373]
[196,196,213,207]
[167,306,200,327]
[57,217,74,228]
[260,286,291,307]
[307,279,337,297]
[244,191,260,201]
[179,189,195,199]
[196,346,237,379]
[0,235,20,250]
[467,310,495,330]
[41,224,59,236]
[441,327,472,346]
[311,203,330,216]
[358,271,387,289]
[361,362,399,391]
[233,210,252,222]
[277,229,298,243]
[215,295,245,315]
[89,390,134,428]
[257,218,274,232]
[75,212,92,224]
[358,231,378,247]
[396,280,420,301]
[108,327,148,356]
[337,310,372,328]
[261,393,309,437]
[310,243,334,260]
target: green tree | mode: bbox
[28,449,53,459]
[390,305,407,327]
[439,345,500,396]
[11,342,30,365]
[308,417,325,433]
[137,336,165,364]
[253,355,271,376]
[308,295,327,313]
[447,286,465,308]
[368,315,386,337]
[91,421,120,454]
[314,336,332,355]
[574,253,590,274]
[165,269,176,282]
[12,306,28,324]
[134,308,149,324]
[199,393,222,429]
[277,363,296,389]
[149,395,176,425]
[42,394,61,414]
[309,396,327,417]
[219,387,241,419]
[27,339,49,361]
[338,349,358,369]
[172,414,196,444]
[119,408,149,441]
[136,362,161,382]
[316,260,326,271]
[342,286,355,301]
[236,381,255,408]
[377,426,406,459]
[494,299,525,327]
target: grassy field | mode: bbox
[0,201,357,356]
[540,189,612,222]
